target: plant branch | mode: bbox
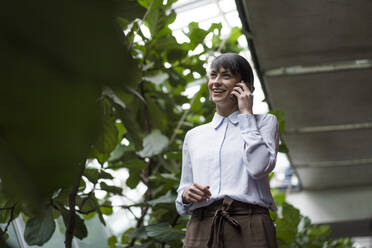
[129,158,153,246]
[129,0,155,48]
[0,205,15,237]
[0,207,14,211]
[169,93,198,146]
[64,162,86,248]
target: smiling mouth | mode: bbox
[212,88,226,93]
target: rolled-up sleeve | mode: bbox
[238,113,279,179]
[175,132,193,215]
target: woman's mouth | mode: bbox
[212,88,226,94]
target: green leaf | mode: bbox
[166,48,188,63]
[138,0,152,8]
[275,202,301,244]
[83,211,96,220]
[126,170,141,189]
[278,144,289,153]
[84,168,100,184]
[145,223,184,242]
[228,27,242,43]
[116,121,127,142]
[100,182,123,195]
[272,188,286,206]
[114,0,147,22]
[108,144,134,162]
[100,205,113,215]
[120,159,147,170]
[103,87,126,110]
[100,170,114,180]
[0,203,13,223]
[73,214,88,240]
[269,110,285,133]
[148,191,176,206]
[93,149,110,165]
[137,130,169,158]
[24,207,56,246]
[143,73,169,85]
[126,226,147,239]
[187,22,209,50]
[77,194,98,213]
[116,107,143,150]
[108,235,118,248]
[95,100,118,156]
[121,227,135,244]
[149,173,178,186]
[145,0,167,36]
[61,210,88,240]
[146,96,168,131]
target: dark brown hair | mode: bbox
[211,53,255,92]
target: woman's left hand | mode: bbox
[231,81,253,114]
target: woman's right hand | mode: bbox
[182,183,211,203]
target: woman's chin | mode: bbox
[212,97,234,105]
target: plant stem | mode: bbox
[64,162,86,248]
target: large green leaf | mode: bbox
[145,223,184,242]
[148,191,176,206]
[94,99,118,156]
[61,210,88,240]
[24,207,56,246]
[114,0,147,22]
[276,202,301,244]
[143,73,169,85]
[145,0,176,39]
[116,107,144,150]
[186,22,209,50]
[100,182,123,195]
[77,194,99,213]
[146,96,168,132]
[269,110,286,133]
[84,168,100,184]
[126,226,147,239]
[137,130,169,158]
[0,0,141,207]
[126,170,142,189]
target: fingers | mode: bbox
[237,81,252,94]
[231,83,254,114]
[194,183,211,196]
[233,86,243,94]
[230,91,240,99]
[182,183,211,203]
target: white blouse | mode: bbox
[175,110,280,216]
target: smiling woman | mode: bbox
[176,53,279,248]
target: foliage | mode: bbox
[271,189,355,248]
[0,0,355,247]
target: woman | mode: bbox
[175,53,279,248]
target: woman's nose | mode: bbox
[211,76,222,85]
[211,80,222,87]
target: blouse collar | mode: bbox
[211,110,240,129]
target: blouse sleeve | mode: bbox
[175,131,193,216]
[238,113,280,179]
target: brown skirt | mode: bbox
[183,196,277,248]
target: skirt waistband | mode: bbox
[192,197,269,219]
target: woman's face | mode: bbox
[208,66,241,104]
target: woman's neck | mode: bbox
[215,103,239,117]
